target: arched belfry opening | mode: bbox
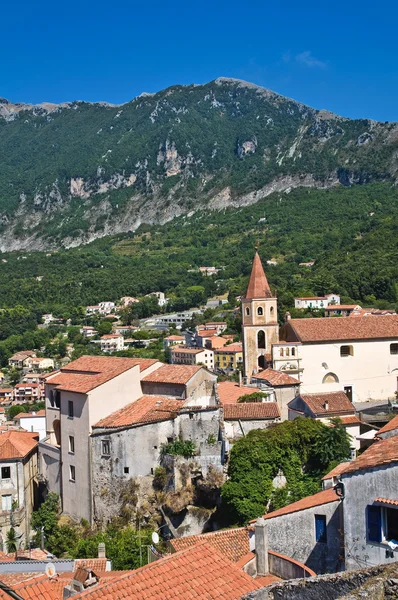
[257,330,266,349]
[258,355,266,369]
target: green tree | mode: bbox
[6,527,18,553]
[7,405,26,420]
[31,492,60,547]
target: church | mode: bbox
[242,252,398,403]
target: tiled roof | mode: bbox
[224,402,280,420]
[165,335,185,340]
[0,388,13,393]
[339,415,361,425]
[15,383,40,388]
[298,391,355,416]
[342,435,398,475]
[296,296,327,301]
[169,528,251,563]
[324,305,360,311]
[375,497,398,506]
[72,543,261,600]
[170,347,205,354]
[74,559,108,571]
[253,368,299,386]
[0,431,38,459]
[286,315,398,343]
[10,351,36,361]
[47,356,157,394]
[216,343,243,354]
[250,488,339,522]
[245,252,272,299]
[376,414,398,436]
[197,329,218,337]
[322,461,351,480]
[93,396,183,428]
[210,336,228,349]
[142,364,202,385]
[14,410,46,420]
[0,576,59,600]
[217,382,264,405]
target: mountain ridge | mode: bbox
[0,77,397,251]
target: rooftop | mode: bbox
[47,356,158,394]
[297,391,355,416]
[376,414,398,436]
[322,461,351,480]
[169,528,250,563]
[253,368,300,386]
[93,396,184,429]
[142,364,202,385]
[245,252,272,300]
[197,329,218,337]
[285,315,398,343]
[170,347,205,354]
[71,543,261,600]
[216,343,243,353]
[14,410,46,420]
[250,488,339,522]
[217,381,264,405]
[165,335,185,341]
[324,304,360,311]
[342,435,398,475]
[0,431,38,460]
[224,402,280,420]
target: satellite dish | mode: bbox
[45,562,56,578]
[151,532,160,545]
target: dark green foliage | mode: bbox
[31,492,60,547]
[6,527,17,553]
[160,439,196,457]
[222,418,351,524]
[237,392,269,403]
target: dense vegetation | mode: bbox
[222,417,351,524]
[1,78,398,247]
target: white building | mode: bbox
[100,334,124,353]
[146,292,168,307]
[98,301,116,315]
[294,294,340,310]
[275,315,398,403]
[13,410,46,440]
[80,326,98,338]
[170,347,214,370]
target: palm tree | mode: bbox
[6,528,17,554]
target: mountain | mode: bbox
[1,77,398,251]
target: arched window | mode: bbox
[322,372,339,384]
[257,306,263,316]
[270,306,274,315]
[258,355,266,369]
[257,330,266,349]
[286,348,290,357]
[245,307,250,316]
[53,419,61,446]
[279,348,284,357]
[291,348,295,356]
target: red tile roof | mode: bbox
[322,461,351,480]
[217,382,265,405]
[324,305,360,311]
[342,435,398,475]
[169,528,251,563]
[285,315,398,343]
[224,402,280,420]
[0,431,38,459]
[15,383,40,388]
[0,576,59,600]
[299,391,355,416]
[142,364,202,385]
[210,336,228,349]
[47,356,157,394]
[93,396,184,428]
[216,343,243,354]
[72,543,261,600]
[245,252,272,299]
[197,329,218,337]
[250,488,339,522]
[253,368,299,386]
[165,335,185,341]
[74,558,108,571]
[375,497,398,506]
[14,410,45,420]
[376,414,398,436]
[339,415,361,425]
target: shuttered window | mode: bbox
[367,505,382,542]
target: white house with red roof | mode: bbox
[294,294,340,310]
[13,410,46,440]
[100,333,124,353]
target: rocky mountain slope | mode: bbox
[1,78,398,250]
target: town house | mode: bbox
[170,346,214,370]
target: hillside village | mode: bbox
[0,252,397,597]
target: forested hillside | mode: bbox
[1,78,398,250]
[0,182,396,317]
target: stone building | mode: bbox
[242,253,279,377]
[251,368,300,421]
[141,364,217,406]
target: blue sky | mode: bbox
[1,0,397,121]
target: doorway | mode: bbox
[344,386,353,402]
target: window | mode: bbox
[323,373,339,384]
[102,440,110,456]
[68,401,74,418]
[367,505,382,542]
[245,307,250,316]
[1,495,12,511]
[286,348,290,357]
[49,390,55,407]
[367,505,398,543]
[69,465,76,482]
[54,390,61,409]
[280,348,284,357]
[386,507,398,540]
[1,467,10,479]
[291,348,296,357]
[124,467,129,474]
[257,307,263,316]
[340,345,353,357]
[270,306,274,315]
[390,344,398,355]
[315,515,327,543]
[69,436,75,454]
[257,330,266,349]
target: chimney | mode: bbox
[285,311,291,322]
[324,400,329,411]
[98,542,106,559]
[254,517,269,576]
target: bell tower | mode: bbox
[242,252,279,378]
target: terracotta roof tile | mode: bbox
[375,497,398,506]
[224,402,280,420]
[339,415,361,425]
[72,543,261,600]
[0,576,59,600]
[253,368,299,386]
[245,252,272,299]
[165,335,185,341]
[286,315,398,343]
[197,329,218,337]
[322,461,351,480]
[0,431,38,459]
[249,488,339,522]
[298,391,355,416]
[324,305,360,311]
[217,382,265,405]
[47,356,157,394]
[169,528,251,563]
[74,559,108,571]
[14,410,45,420]
[215,343,243,354]
[142,364,202,385]
[342,435,398,475]
[376,414,398,436]
[93,396,184,428]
